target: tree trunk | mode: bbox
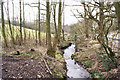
[46,1,54,57]
[114,2,120,31]
[1,0,8,47]
[38,0,41,45]
[53,0,62,52]
[99,2,104,41]
[12,0,15,42]
[83,3,89,38]
[19,0,22,45]
[7,0,15,45]
[29,31,31,39]
[32,30,34,39]
[58,0,62,43]
[114,2,120,53]
[23,0,26,41]
[35,18,38,44]
[62,1,65,41]
[53,4,57,34]
[46,28,47,45]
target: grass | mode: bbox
[0,23,52,41]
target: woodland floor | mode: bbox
[2,55,51,78]
[2,39,66,78]
[2,39,120,79]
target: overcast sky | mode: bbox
[2,0,84,25]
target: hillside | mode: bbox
[0,23,46,41]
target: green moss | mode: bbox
[92,70,104,78]
[53,68,66,78]
[34,56,39,60]
[0,52,3,55]
[82,60,93,67]
[71,52,80,58]
[23,53,30,56]
[55,53,63,59]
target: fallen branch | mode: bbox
[43,58,53,75]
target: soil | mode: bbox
[2,55,51,78]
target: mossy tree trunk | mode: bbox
[53,4,57,34]
[1,0,8,47]
[83,3,89,38]
[38,0,41,45]
[12,0,15,42]
[46,0,62,57]
[114,2,120,32]
[19,0,22,45]
[114,2,120,53]
[7,0,15,45]
[99,2,104,42]
[53,0,62,52]
[62,1,65,41]
[46,1,55,57]
[35,17,38,44]
[23,0,26,41]
[58,0,62,44]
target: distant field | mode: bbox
[0,23,47,41]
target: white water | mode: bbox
[63,44,91,78]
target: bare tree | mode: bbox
[1,0,8,47]
[58,0,62,43]
[46,1,54,57]
[35,18,38,44]
[23,0,26,41]
[19,0,23,45]
[12,0,15,41]
[53,4,57,34]
[114,2,120,53]
[62,1,65,40]
[114,2,120,32]
[46,0,63,57]
[83,2,89,38]
[7,0,15,45]
[38,0,41,45]
[75,1,117,66]
[53,0,62,52]
[99,2,104,41]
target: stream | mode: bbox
[63,44,91,79]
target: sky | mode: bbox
[2,0,84,25]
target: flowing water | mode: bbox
[63,44,91,79]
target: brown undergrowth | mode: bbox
[72,40,120,79]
